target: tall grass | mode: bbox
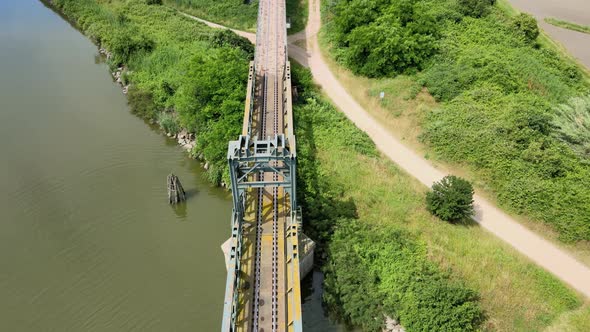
[545,18,590,35]
[553,95,590,157]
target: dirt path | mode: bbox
[179,12,256,43]
[182,2,590,298]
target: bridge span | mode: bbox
[221,0,313,330]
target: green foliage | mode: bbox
[324,220,483,331]
[52,0,251,185]
[326,0,440,77]
[426,175,474,222]
[127,85,158,120]
[457,0,494,18]
[324,0,590,240]
[158,112,180,135]
[512,13,539,43]
[107,26,154,65]
[292,64,483,331]
[552,95,590,157]
[423,85,590,241]
[422,13,583,103]
[146,0,163,4]
[172,47,248,184]
[286,0,308,33]
[164,0,259,31]
[210,29,254,58]
[417,8,590,241]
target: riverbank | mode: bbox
[0,1,234,330]
[46,0,253,185]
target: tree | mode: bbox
[512,13,539,43]
[332,0,439,77]
[457,0,494,18]
[426,175,475,222]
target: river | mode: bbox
[0,1,342,331]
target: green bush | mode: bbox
[457,0,494,18]
[146,0,163,4]
[327,0,439,77]
[553,95,590,157]
[107,27,154,65]
[426,175,475,222]
[324,220,483,331]
[210,29,254,58]
[512,13,539,43]
[158,112,180,135]
[127,85,158,120]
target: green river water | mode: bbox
[0,1,343,331]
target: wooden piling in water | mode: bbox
[167,173,186,204]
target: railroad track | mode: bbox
[221,0,297,329]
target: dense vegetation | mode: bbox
[50,0,253,185]
[552,95,590,157]
[326,0,440,77]
[324,0,590,242]
[426,175,474,222]
[292,63,590,331]
[292,66,484,331]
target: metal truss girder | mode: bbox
[221,208,244,332]
[227,134,296,160]
[237,180,292,188]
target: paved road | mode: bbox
[182,0,590,298]
[508,0,590,69]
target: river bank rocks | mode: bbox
[98,47,112,60]
[384,316,405,332]
[176,129,197,152]
[98,46,216,184]
[111,66,130,94]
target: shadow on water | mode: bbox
[171,202,188,219]
[184,188,199,200]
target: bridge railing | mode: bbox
[221,204,245,332]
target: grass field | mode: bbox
[545,17,590,35]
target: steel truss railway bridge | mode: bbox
[220,0,313,330]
